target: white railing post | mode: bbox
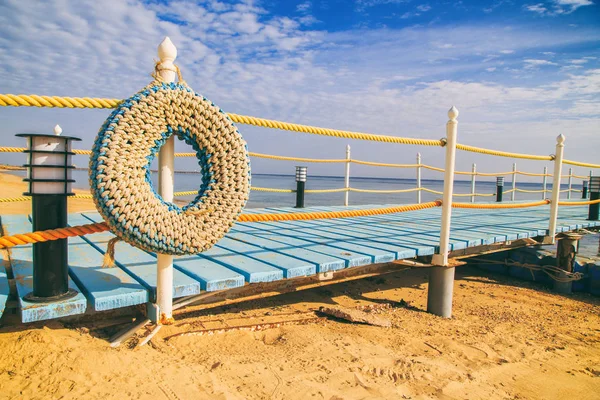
[567,167,573,200]
[542,166,548,199]
[548,135,565,244]
[470,163,476,203]
[590,171,594,199]
[511,163,517,201]
[156,37,177,325]
[428,106,458,318]
[416,153,422,204]
[344,144,350,206]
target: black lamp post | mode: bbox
[496,177,504,203]
[17,126,81,302]
[295,166,307,208]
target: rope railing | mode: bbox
[4,93,599,166]
[1,146,593,182]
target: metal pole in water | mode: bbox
[156,37,177,325]
[542,166,548,199]
[470,163,476,203]
[511,163,517,201]
[589,177,600,221]
[496,177,504,202]
[428,106,459,318]
[547,135,565,244]
[17,125,80,302]
[567,168,573,200]
[295,166,307,208]
[416,153,422,204]
[344,145,350,206]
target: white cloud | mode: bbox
[570,58,589,64]
[296,1,311,12]
[524,3,548,14]
[524,0,594,15]
[486,67,497,72]
[416,4,432,12]
[523,59,558,68]
[499,49,514,54]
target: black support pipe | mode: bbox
[29,195,73,299]
[589,177,600,221]
[582,180,588,199]
[295,166,307,208]
[496,177,504,202]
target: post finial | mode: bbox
[54,124,62,136]
[158,37,177,62]
[448,106,459,120]
[556,134,565,144]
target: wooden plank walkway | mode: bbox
[0,202,598,323]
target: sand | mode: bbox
[0,171,96,215]
[1,171,599,399]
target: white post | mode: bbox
[511,163,517,201]
[344,144,350,206]
[428,106,458,318]
[470,163,476,203]
[548,135,565,244]
[590,171,594,199]
[156,37,177,325]
[416,153,422,204]
[567,167,573,200]
[542,166,548,199]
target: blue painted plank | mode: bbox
[81,212,244,293]
[64,217,149,312]
[232,222,373,267]
[215,237,317,278]
[78,213,201,299]
[277,218,435,256]
[199,246,284,283]
[237,222,396,264]
[1,215,87,323]
[227,232,345,273]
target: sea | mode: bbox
[6,170,598,259]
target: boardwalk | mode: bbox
[0,203,598,323]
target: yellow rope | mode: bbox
[228,114,443,146]
[422,165,445,173]
[305,188,348,193]
[249,187,295,193]
[349,187,418,194]
[421,187,443,195]
[237,201,441,222]
[517,171,551,177]
[558,199,600,206]
[452,200,550,209]
[515,188,548,193]
[0,222,110,249]
[0,196,30,203]
[0,94,122,109]
[563,159,600,169]
[0,146,25,153]
[352,160,419,168]
[455,144,553,161]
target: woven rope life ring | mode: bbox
[89,81,251,255]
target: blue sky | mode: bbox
[0,0,599,180]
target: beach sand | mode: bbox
[1,171,599,399]
[0,171,96,215]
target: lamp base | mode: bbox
[24,289,78,303]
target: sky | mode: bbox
[0,0,599,182]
